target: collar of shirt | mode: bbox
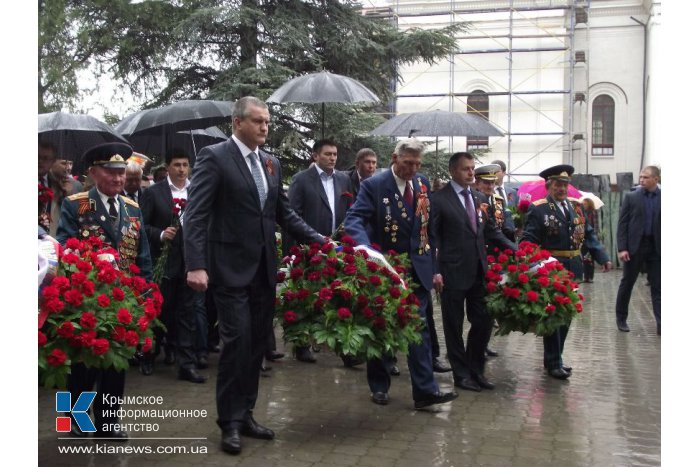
[232,134,257,159]
[450,180,470,208]
[167,175,190,199]
[391,165,412,196]
[95,187,118,213]
[314,163,335,179]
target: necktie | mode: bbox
[108,197,119,229]
[561,201,570,219]
[128,192,136,201]
[247,152,267,209]
[461,189,477,231]
[403,181,414,208]
[498,186,507,206]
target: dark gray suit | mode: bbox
[431,183,516,382]
[615,187,661,330]
[184,138,323,430]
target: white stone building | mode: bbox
[362,0,661,185]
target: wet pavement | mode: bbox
[38,269,660,466]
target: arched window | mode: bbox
[592,94,614,156]
[467,90,489,150]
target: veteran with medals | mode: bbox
[521,164,610,380]
[55,142,153,440]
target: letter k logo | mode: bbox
[55,392,96,433]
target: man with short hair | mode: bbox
[56,142,152,440]
[615,166,661,334]
[152,165,168,183]
[521,164,611,379]
[492,159,517,207]
[344,138,458,409]
[123,162,144,203]
[432,154,516,392]
[286,139,355,364]
[39,142,62,235]
[347,148,378,197]
[140,149,207,383]
[184,96,325,455]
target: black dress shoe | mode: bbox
[617,320,630,332]
[139,353,154,376]
[371,392,389,405]
[265,350,285,361]
[562,364,572,373]
[390,364,400,376]
[473,374,495,390]
[432,357,451,373]
[341,354,363,367]
[178,367,207,383]
[414,391,458,409]
[455,377,481,392]
[96,429,129,441]
[221,429,241,454]
[294,346,316,363]
[242,414,275,440]
[547,368,571,380]
[485,347,499,357]
[196,355,209,369]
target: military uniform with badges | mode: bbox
[521,165,609,379]
[55,143,152,440]
[474,164,517,249]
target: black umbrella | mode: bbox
[266,71,380,138]
[369,109,503,138]
[127,126,228,162]
[114,100,233,136]
[38,111,130,162]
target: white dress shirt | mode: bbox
[391,165,413,197]
[315,163,337,231]
[232,134,269,193]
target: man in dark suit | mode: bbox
[615,166,661,334]
[123,162,144,204]
[432,154,517,392]
[344,138,458,410]
[56,142,153,440]
[346,148,378,197]
[492,159,518,207]
[140,150,206,383]
[286,139,356,365]
[184,96,325,455]
[521,164,611,379]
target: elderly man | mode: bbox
[475,164,516,243]
[347,148,378,197]
[56,142,153,440]
[521,164,611,379]
[123,162,144,203]
[344,138,458,409]
[184,96,325,455]
[615,166,661,334]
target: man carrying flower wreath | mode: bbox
[344,138,458,409]
[55,142,153,440]
[521,164,611,380]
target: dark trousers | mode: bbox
[425,299,440,358]
[543,256,582,369]
[206,289,220,349]
[192,290,208,358]
[68,363,125,432]
[213,256,274,431]
[161,277,197,369]
[615,236,661,326]
[440,281,492,380]
[366,285,438,400]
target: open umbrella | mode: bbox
[578,191,605,209]
[115,100,233,136]
[517,180,582,202]
[38,111,130,162]
[126,126,228,162]
[266,71,380,138]
[370,109,503,138]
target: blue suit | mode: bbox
[344,169,439,400]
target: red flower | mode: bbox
[97,267,118,284]
[81,280,96,297]
[343,254,355,264]
[518,264,529,272]
[366,261,379,272]
[42,285,60,300]
[319,288,334,301]
[65,238,82,251]
[507,264,518,273]
[144,300,158,320]
[307,271,322,282]
[76,260,93,274]
[137,316,150,332]
[277,271,287,283]
[41,298,65,314]
[362,308,374,319]
[498,254,509,263]
[373,296,386,309]
[337,307,352,320]
[52,276,71,291]
[326,256,338,267]
[57,321,75,338]
[75,330,96,347]
[517,199,531,212]
[389,274,402,285]
[38,330,47,347]
[321,266,336,278]
[486,255,496,264]
[97,294,111,308]
[309,255,322,266]
[388,287,401,299]
[526,291,539,302]
[290,268,304,280]
[330,280,343,289]
[545,304,556,313]
[62,252,80,265]
[518,274,529,284]
[117,308,133,325]
[284,310,298,323]
[369,276,382,286]
[125,331,139,347]
[343,264,357,275]
[373,317,387,330]
[80,312,98,330]
[92,338,110,356]
[491,264,503,273]
[112,287,125,301]
[357,295,369,307]
[142,337,153,353]
[337,289,352,301]
[131,276,148,293]
[575,303,583,312]
[47,349,67,366]
[71,272,87,286]
[341,235,357,247]
[129,263,141,275]
[321,242,333,254]
[486,282,497,293]
[537,276,550,287]
[112,326,127,342]
[63,289,84,307]
[297,288,310,300]
[289,245,301,257]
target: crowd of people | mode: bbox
[38,96,661,455]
